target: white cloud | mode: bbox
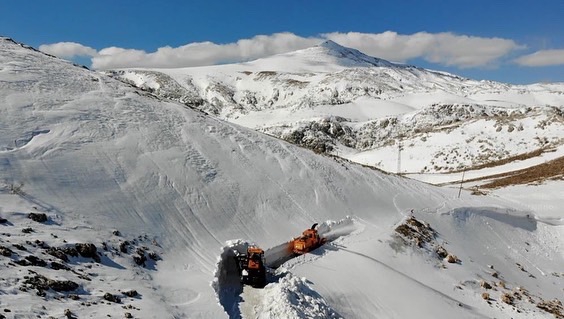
[39,42,97,59]
[514,49,564,67]
[91,33,319,69]
[323,31,523,68]
[41,31,524,70]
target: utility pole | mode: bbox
[397,141,402,174]
[458,170,466,198]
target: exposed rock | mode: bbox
[119,241,129,253]
[21,227,33,233]
[0,217,7,224]
[480,280,492,289]
[123,289,138,297]
[481,292,490,300]
[0,245,13,257]
[112,230,121,236]
[23,274,78,293]
[68,294,80,300]
[537,299,563,318]
[47,247,70,262]
[13,243,27,251]
[435,246,448,259]
[103,292,121,303]
[48,279,79,292]
[148,251,159,261]
[500,292,514,305]
[75,243,100,262]
[15,255,47,267]
[28,212,48,223]
[64,308,73,318]
[50,261,70,271]
[125,312,133,318]
[133,253,147,266]
[446,254,460,263]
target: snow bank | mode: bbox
[212,240,251,319]
[242,273,342,319]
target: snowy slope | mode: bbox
[107,41,564,181]
[1,37,563,319]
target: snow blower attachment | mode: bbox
[291,223,327,255]
[235,245,266,288]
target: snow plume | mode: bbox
[323,31,523,68]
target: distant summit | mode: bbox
[299,39,399,68]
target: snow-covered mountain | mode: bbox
[107,40,564,179]
[1,37,563,319]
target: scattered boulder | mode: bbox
[481,292,490,300]
[15,255,47,267]
[133,253,146,266]
[500,292,514,305]
[103,292,121,303]
[28,213,48,223]
[112,230,121,236]
[0,217,7,224]
[0,245,13,257]
[119,241,129,253]
[48,279,79,292]
[148,251,159,261]
[13,243,27,251]
[50,261,70,271]
[446,254,460,263]
[480,280,492,289]
[21,227,33,233]
[435,246,448,259]
[23,274,78,293]
[64,308,74,318]
[537,299,563,318]
[75,243,100,262]
[47,247,70,262]
[123,289,138,298]
[125,312,133,318]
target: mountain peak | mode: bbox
[317,40,346,51]
[306,40,396,68]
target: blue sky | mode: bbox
[2,0,563,84]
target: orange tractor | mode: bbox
[235,245,267,288]
[291,223,327,255]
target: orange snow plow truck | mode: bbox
[235,246,266,288]
[291,223,327,255]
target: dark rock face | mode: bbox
[28,213,48,223]
[15,255,47,267]
[0,245,13,257]
[75,243,100,262]
[49,279,79,292]
[23,274,78,293]
[0,217,7,224]
[47,247,70,262]
[123,290,138,297]
[133,253,146,266]
[50,261,70,270]
[103,292,121,303]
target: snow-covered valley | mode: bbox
[0,37,563,319]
